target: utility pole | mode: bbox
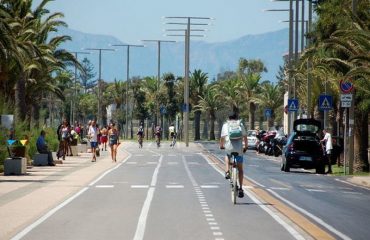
[111,44,144,139]
[164,16,212,147]
[84,48,115,126]
[141,40,176,129]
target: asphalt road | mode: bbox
[202,142,370,240]
[13,141,305,240]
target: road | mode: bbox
[12,141,370,240]
[204,142,370,240]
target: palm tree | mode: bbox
[194,85,222,140]
[190,69,208,140]
[253,82,284,128]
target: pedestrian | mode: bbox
[58,119,70,160]
[88,120,99,162]
[100,126,108,151]
[36,130,55,166]
[108,122,119,162]
[320,128,333,174]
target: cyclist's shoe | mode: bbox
[225,171,230,179]
[238,188,244,198]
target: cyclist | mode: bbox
[137,123,145,148]
[169,123,176,147]
[219,110,248,198]
[154,125,162,147]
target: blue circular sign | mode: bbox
[340,79,353,93]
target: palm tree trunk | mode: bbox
[249,102,256,130]
[209,113,216,140]
[15,73,27,123]
[202,113,209,140]
[354,110,369,172]
[194,110,201,140]
[31,102,40,128]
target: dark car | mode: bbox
[281,119,325,173]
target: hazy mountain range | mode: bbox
[56,27,289,82]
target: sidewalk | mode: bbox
[347,176,370,188]
[0,146,128,240]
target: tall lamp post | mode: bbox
[111,44,144,139]
[141,40,176,129]
[164,16,212,147]
[84,48,115,125]
[264,7,294,133]
[70,51,90,125]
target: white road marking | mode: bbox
[267,189,351,240]
[200,185,219,189]
[95,185,114,188]
[335,178,370,191]
[188,162,200,165]
[133,155,163,240]
[213,232,223,236]
[306,189,326,192]
[208,222,218,225]
[210,226,219,230]
[147,162,157,165]
[205,214,214,217]
[167,162,179,165]
[168,154,177,157]
[165,185,184,189]
[12,151,133,240]
[127,162,138,165]
[207,218,215,221]
[134,154,144,157]
[341,191,362,195]
[131,185,149,189]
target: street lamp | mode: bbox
[70,51,90,125]
[264,7,294,133]
[163,16,212,147]
[84,48,115,126]
[141,40,176,129]
[111,44,144,139]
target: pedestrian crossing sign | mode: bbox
[319,95,333,111]
[288,99,299,112]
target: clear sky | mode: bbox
[34,0,294,43]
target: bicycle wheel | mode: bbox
[231,166,238,204]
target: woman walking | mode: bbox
[60,119,70,160]
[88,120,99,162]
[108,122,119,162]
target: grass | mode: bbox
[331,164,370,176]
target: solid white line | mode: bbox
[267,189,351,240]
[335,178,370,191]
[244,188,305,240]
[131,185,149,189]
[11,187,89,240]
[96,185,114,188]
[89,152,132,186]
[133,155,163,240]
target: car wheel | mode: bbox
[281,159,290,172]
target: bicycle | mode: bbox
[170,134,176,148]
[155,134,161,148]
[138,135,143,148]
[229,152,240,204]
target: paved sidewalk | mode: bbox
[0,145,128,240]
[348,176,370,188]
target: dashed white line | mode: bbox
[306,189,326,192]
[200,185,219,189]
[131,185,149,189]
[165,185,184,189]
[95,185,114,188]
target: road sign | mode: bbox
[288,99,299,112]
[319,95,333,111]
[182,103,191,112]
[341,101,351,108]
[264,109,272,118]
[160,105,167,115]
[340,94,353,101]
[340,79,354,93]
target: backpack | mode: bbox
[227,120,243,140]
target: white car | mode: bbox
[247,130,258,149]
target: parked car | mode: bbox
[247,130,258,149]
[281,119,325,173]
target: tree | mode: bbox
[190,69,208,140]
[79,57,96,93]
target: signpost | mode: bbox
[340,79,354,175]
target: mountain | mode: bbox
[56,27,289,82]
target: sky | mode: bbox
[34,0,295,44]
